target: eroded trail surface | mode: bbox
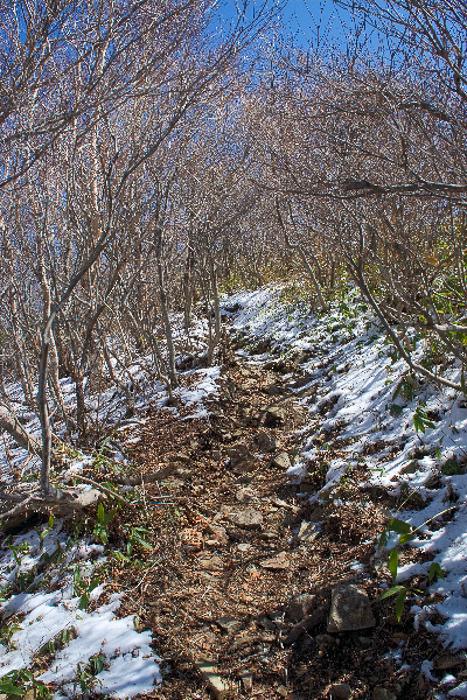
[106,353,445,699]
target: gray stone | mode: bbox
[198,555,223,571]
[264,405,287,427]
[309,505,325,521]
[196,660,230,700]
[285,594,316,623]
[372,688,397,700]
[271,451,292,470]
[216,617,243,634]
[168,452,190,463]
[236,488,255,503]
[228,444,253,466]
[260,551,289,570]
[228,507,264,529]
[240,672,253,692]
[253,431,277,453]
[327,584,376,633]
[329,683,351,700]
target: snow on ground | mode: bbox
[222,284,467,692]
[0,314,220,698]
[0,521,160,698]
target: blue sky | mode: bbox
[278,0,355,49]
[217,0,381,56]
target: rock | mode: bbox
[240,672,253,692]
[196,660,230,700]
[372,688,396,700]
[253,431,277,453]
[327,584,376,633]
[309,505,325,521]
[434,653,466,671]
[237,543,252,552]
[229,444,253,465]
[236,488,255,503]
[264,384,285,396]
[329,683,351,700]
[285,594,316,623]
[232,460,257,475]
[270,451,292,470]
[205,524,228,546]
[168,452,191,463]
[228,507,264,529]
[198,555,223,571]
[216,617,243,634]
[290,374,314,388]
[228,444,255,474]
[260,552,289,570]
[296,521,317,545]
[264,405,287,427]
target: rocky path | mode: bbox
[99,351,448,699]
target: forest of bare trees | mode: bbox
[0,0,466,504]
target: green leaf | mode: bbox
[389,547,398,583]
[428,562,445,583]
[78,593,89,610]
[395,587,407,621]
[104,509,117,526]
[378,532,387,550]
[111,550,130,562]
[0,680,24,695]
[88,578,101,592]
[387,518,412,535]
[377,585,406,602]
[414,414,425,433]
[390,404,403,417]
[97,503,105,525]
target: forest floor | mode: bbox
[110,355,452,700]
[1,284,467,699]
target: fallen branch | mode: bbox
[72,475,134,506]
[110,463,178,485]
[0,487,100,531]
[0,404,41,456]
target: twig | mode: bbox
[70,475,134,506]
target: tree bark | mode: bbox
[0,404,41,456]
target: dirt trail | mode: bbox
[101,351,446,700]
